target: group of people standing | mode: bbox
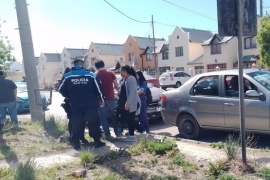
[59,58,150,150]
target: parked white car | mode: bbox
[159,71,191,89]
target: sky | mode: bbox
[0,0,269,62]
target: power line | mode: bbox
[162,0,217,21]
[103,0,151,24]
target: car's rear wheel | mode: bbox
[176,81,181,88]
[177,114,200,139]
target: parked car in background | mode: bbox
[116,74,165,121]
[159,71,191,89]
[161,69,270,139]
[16,82,50,113]
[142,72,160,88]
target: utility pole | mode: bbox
[152,15,159,78]
[237,0,246,164]
[260,0,263,17]
[15,0,44,121]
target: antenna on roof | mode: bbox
[56,51,61,61]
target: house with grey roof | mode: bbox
[191,33,259,75]
[123,35,165,76]
[86,42,124,69]
[37,53,62,87]
[164,26,213,76]
[61,48,88,70]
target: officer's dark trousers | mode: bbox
[71,106,101,142]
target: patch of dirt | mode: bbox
[0,121,269,180]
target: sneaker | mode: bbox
[140,132,149,138]
[123,136,137,142]
[80,138,89,144]
[94,141,106,148]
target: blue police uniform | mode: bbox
[59,65,104,149]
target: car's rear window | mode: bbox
[247,70,270,91]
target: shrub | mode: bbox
[205,160,225,178]
[255,166,270,179]
[223,134,239,160]
[14,159,37,180]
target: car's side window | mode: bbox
[192,75,219,96]
[179,72,184,77]
[174,73,179,77]
[184,73,191,77]
[225,75,260,99]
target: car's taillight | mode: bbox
[160,94,167,102]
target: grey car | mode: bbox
[160,69,270,139]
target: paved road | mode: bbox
[18,91,269,149]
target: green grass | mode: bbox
[150,174,179,180]
[223,134,239,160]
[44,115,67,138]
[210,141,224,149]
[0,167,13,179]
[14,159,37,180]
[218,173,237,180]
[255,166,270,180]
[205,160,226,179]
[172,154,197,173]
[146,140,177,155]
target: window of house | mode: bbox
[207,63,226,72]
[192,75,219,96]
[176,67,184,71]
[146,53,152,61]
[92,49,94,52]
[42,65,45,71]
[195,66,204,75]
[244,37,257,49]
[162,51,169,60]
[64,54,66,57]
[129,53,135,61]
[159,67,170,74]
[177,35,179,39]
[211,44,221,54]
[175,47,183,57]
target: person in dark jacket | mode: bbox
[60,67,89,144]
[59,58,105,150]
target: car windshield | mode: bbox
[247,70,270,91]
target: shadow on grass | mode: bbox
[0,132,19,166]
[43,115,66,139]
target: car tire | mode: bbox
[176,82,181,88]
[177,114,200,139]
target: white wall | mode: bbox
[9,61,24,72]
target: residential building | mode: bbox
[162,26,213,75]
[61,48,87,70]
[86,42,124,69]
[124,35,164,76]
[155,41,170,74]
[8,61,24,72]
[198,34,237,74]
[242,36,259,68]
[37,53,62,87]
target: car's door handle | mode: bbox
[224,103,235,106]
[188,100,197,103]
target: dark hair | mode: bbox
[121,65,136,78]
[95,60,105,69]
[136,70,147,85]
[64,67,71,74]
[0,71,3,76]
[74,58,84,66]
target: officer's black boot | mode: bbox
[93,138,106,148]
[72,140,81,150]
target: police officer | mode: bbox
[59,58,105,150]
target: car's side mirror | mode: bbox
[246,90,266,101]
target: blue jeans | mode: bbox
[98,100,117,137]
[138,94,149,132]
[0,101,18,125]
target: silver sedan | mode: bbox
[161,69,270,139]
